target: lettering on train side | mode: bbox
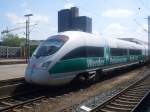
[87,58,104,68]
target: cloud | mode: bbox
[107,23,124,30]
[64,3,74,9]
[32,14,50,23]
[6,13,50,24]
[102,9,134,18]
[101,23,148,43]
[30,24,57,40]
[103,23,125,35]
[63,0,74,9]
[6,13,25,24]
[5,12,54,40]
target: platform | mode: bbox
[0,64,27,80]
[0,59,26,65]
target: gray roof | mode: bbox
[118,38,147,45]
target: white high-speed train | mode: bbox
[25,31,148,85]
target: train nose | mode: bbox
[25,66,33,83]
[25,65,51,85]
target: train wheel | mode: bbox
[93,70,101,82]
[75,72,88,84]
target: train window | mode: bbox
[129,49,142,55]
[62,46,104,60]
[86,47,104,57]
[33,35,68,58]
[62,47,86,60]
[110,48,127,56]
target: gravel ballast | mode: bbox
[22,66,149,112]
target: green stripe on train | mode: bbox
[49,58,87,74]
[49,55,144,74]
[49,57,105,74]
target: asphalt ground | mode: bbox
[0,64,26,80]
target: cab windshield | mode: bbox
[33,35,68,58]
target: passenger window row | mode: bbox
[110,48,127,56]
[61,47,142,60]
[129,49,142,55]
[62,46,104,60]
[110,48,142,56]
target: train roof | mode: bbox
[106,38,143,50]
[58,31,143,50]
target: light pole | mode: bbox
[24,14,33,63]
[148,16,150,64]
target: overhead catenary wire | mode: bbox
[133,19,149,33]
[1,23,38,35]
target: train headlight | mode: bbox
[42,61,52,69]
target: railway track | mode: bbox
[0,77,88,112]
[89,73,150,112]
[0,78,50,112]
[0,94,48,112]
[133,92,150,112]
[0,78,24,87]
[0,65,148,112]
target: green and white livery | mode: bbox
[25,31,147,85]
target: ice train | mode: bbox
[25,31,148,85]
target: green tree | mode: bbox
[2,33,25,47]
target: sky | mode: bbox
[0,0,150,42]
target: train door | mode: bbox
[103,38,110,65]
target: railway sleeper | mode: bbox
[23,103,34,109]
[133,86,150,90]
[106,103,133,110]
[100,108,121,112]
[125,91,147,95]
[33,101,41,106]
[1,101,15,106]
[128,88,149,91]
[128,88,149,92]
[41,99,49,103]
[118,96,141,102]
[0,103,8,109]
[113,100,137,106]
[130,85,150,88]
[1,99,23,106]
[12,107,22,112]
[124,92,146,96]
[115,99,138,104]
[121,94,143,99]
[135,84,150,87]
[111,102,135,108]
[104,105,131,111]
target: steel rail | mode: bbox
[90,74,150,112]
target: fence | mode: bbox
[0,45,38,59]
[0,46,21,58]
